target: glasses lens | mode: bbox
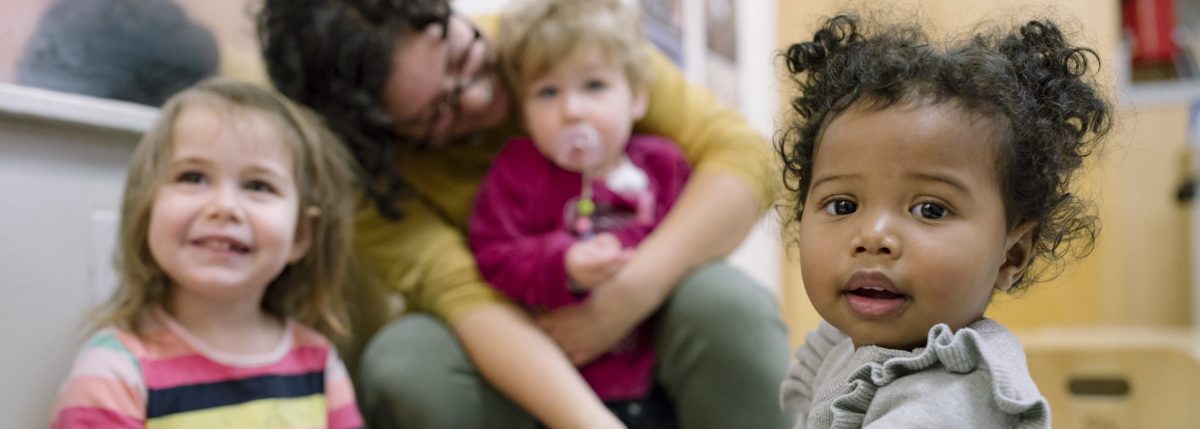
[417,18,485,147]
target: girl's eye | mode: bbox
[176,171,206,184]
[534,85,558,99]
[245,180,277,194]
[584,79,608,91]
[911,202,949,219]
[822,199,857,216]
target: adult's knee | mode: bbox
[358,314,466,425]
[661,263,781,334]
[654,263,793,429]
[357,313,534,429]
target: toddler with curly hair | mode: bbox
[776,14,1113,428]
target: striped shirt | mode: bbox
[51,309,363,429]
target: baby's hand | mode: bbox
[566,233,633,291]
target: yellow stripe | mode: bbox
[146,395,326,429]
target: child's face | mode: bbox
[798,102,1032,350]
[148,105,311,304]
[520,45,648,175]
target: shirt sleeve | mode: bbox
[634,47,779,211]
[324,347,364,429]
[781,321,847,421]
[50,330,146,429]
[355,197,512,324]
[468,140,584,309]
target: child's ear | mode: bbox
[630,82,649,120]
[289,206,321,263]
[994,220,1037,292]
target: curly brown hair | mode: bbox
[257,0,451,219]
[777,14,1113,291]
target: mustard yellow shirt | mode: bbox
[354,18,776,324]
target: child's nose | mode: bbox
[204,185,242,223]
[560,92,584,119]
[852,214,901,257]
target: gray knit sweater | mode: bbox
[780,319,1049,428]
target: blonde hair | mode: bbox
[96,78,360,344]
[497,0,653,98]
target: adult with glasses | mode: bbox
[257,1,792,428]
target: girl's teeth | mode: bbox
[201,240,239,251]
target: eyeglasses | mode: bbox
[417,15,483,147]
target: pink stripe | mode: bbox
[325,377,357,409]
[328,403,364,429]
[52,376,144,418]
[52,407,143,429]
[142,346,329,389]
[67,347,141,385]
[325,355,350,382]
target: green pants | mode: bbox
[357,263,794,428]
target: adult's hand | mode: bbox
[456,303,627,428]
[536,281,641,366]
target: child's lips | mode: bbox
[845,293,907,318]
[843,271,908,318]
[190,236,251,254]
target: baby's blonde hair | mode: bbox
[96,78,360,344]
[497,0,653,98]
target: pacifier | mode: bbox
[554,124,603,173]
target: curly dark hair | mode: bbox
[777,14,1113,290]
[257,0,451,219]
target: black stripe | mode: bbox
[147,372,325,418]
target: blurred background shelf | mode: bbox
[1021,326,1200,429]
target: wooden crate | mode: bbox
[1021,327,1200,428]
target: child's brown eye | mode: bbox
[584,79,608,91]
[912,202,948,219]
[823,199,857,216]
[534,86,558,99]
[176,171,206,184]
[245,180,277,194]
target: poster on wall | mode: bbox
[704,0,738,108]
[640,0,739,109]
[640,0,684,65]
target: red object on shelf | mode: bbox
[1123,0,1177,65]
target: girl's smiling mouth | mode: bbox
[190,235,251,255]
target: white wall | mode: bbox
[727,0,781,295]
[0,84,153,428]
